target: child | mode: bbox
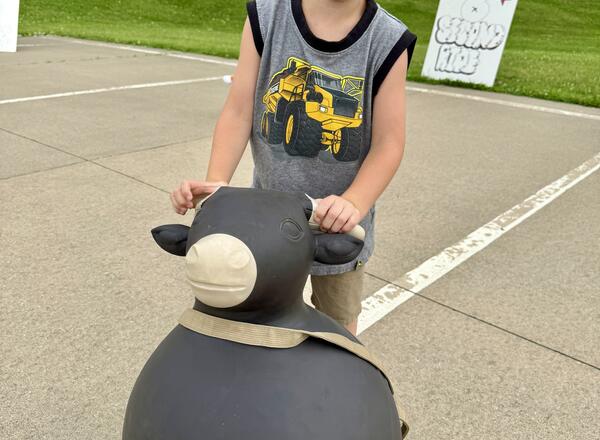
[170,0,416,336]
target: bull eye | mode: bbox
[280,218,304,241]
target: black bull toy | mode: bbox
[122,186,408,439]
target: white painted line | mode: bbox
[357,151,600,334]
[0,76,223,105]
[406,86,600,122]
[17,43,61,47]
[42,35,237,66]
[31,37,597,121]
[41,35,163,55]
[165,53,237,66]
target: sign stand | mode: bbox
[0,0,20,52]
[421,0,519,87]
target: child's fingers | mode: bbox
[181,180,193,202]
[314,196,335,224]
[189,181,226,194]
[341,211,361,233]
[320,200,345,231]
[330,205,354,233]
[189,182,227,208]
[188,181,207,196]
[172,188,191,209]
[170,192,187,215]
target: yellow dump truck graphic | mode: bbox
[261,57,364,162]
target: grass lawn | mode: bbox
[19,0,600,107]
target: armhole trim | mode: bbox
[246,1,263,56]
[372,30,417,96]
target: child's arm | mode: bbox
[314,51,408,233]
[170,19,260,215]
[205,18,260,183]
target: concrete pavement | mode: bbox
[1,36,599,439]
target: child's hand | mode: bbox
[313,195,361,234]
[170,180,228,215]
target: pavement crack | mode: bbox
[0,127,209,185]
[0,127,86,160]
[93,135,212,160]
[365,271,600,372]
[0,161,85,181]
[88,160,169,194]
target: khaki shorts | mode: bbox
[310,264,365,326]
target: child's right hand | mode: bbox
[170,180,228,215]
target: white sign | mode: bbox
[421,0,518,87]
[0,0,20,52]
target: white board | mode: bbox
[421,0,518,87]
[0,0,20,52]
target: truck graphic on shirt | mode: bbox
[261,56,364,162]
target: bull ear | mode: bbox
[313,233,364,265]
[151,224,190,256]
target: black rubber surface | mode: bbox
[123,325,400,440]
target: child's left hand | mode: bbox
[313,195,361,234]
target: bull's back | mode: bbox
[123,325,400,440]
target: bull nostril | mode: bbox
[230,250,250,269]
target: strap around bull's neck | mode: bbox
[178,308,409,436]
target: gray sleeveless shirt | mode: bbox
[247,0,416,276]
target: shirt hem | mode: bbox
[309,247,373,276]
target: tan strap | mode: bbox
[179,308,309,348]
[178,309,409,437]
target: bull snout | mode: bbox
[185,234,257,308]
